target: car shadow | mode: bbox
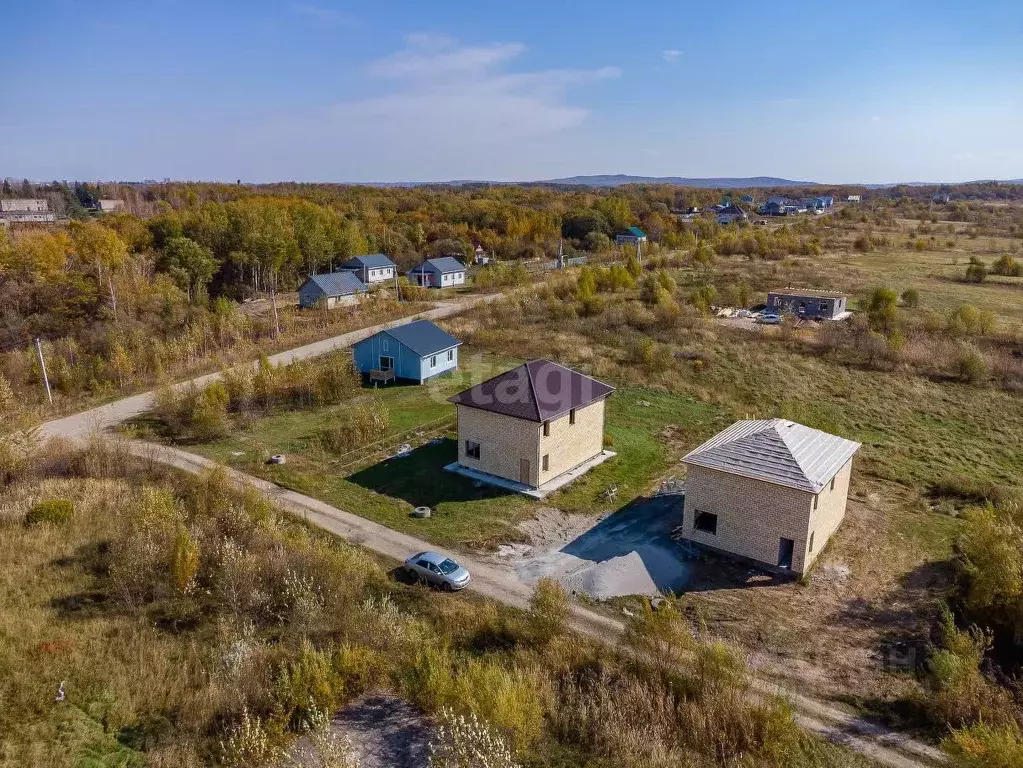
[346,438,514,508]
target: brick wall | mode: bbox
[681,461,854,574]
[804,458,853,569]
[537,399,606,485]
[681,464,814,573]
[455,398,607,488]
[455,405,540,486]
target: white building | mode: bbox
[0,198,56,223]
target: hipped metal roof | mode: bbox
[683,418,860,493]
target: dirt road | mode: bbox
[25,291,944,768]
[122,441,943,768]
[38,295,502,442]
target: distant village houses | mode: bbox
[716,203,749,226]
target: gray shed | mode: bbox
[766,289,849,320]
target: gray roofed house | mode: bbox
[339,253,397,284]
[679,419,860,575]
[298,272,368,309]
[446,360,616,496]
[408,257,467,288]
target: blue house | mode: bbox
[352,320,461,384]
[339,253,397,285]
[298,272,368,309]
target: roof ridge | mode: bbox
[523,360,542,422]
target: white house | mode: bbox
[408,257,467,288]
[0,198,55,223]
[615,226,647,246]
[339,254,397,285]
[97,199,124,213]
[846,195,861,203]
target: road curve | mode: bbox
[123,439,943,768]
[28,291,944,768]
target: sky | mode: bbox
[1,0,1021,184]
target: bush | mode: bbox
[990,254,1022,277]
[901,288,920,308]
[964,257,987,283]
[528,578,569,644]
[943,721,1023,768]
[429,707,518,768]
[853,234,873,252]
[319,402,389,453]
[26,499,74,525]
[956,345,989,384]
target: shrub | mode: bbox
[901,288,920,308]
[865,287,899,332]
[853,234,873,252]
[964,257,987,283]
[990,254,1022,277]
[429,707,518,768]
[528,577,569,644]
[956,345,989,384]
[220,708,280,768]
[170,527,200,594]
[26,499,74,525]
[190,381,231,440]
[318,401,389,453]
[943,721,1023,768]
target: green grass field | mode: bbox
[182,352,720,549]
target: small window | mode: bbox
[543,421,550,437]
[819,302,828,313]
[569,408,576,425]
[809,531,816,553]
[447,349,454,361]
[465,440,481,460]
[830,476,836,492]
[542,454,549,471]
[694,511,718,535]
[430,355,437,368]
[382,339,388,351]
[813,494,819,510]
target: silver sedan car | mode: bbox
[403,551,471,591]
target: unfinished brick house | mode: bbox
[447,360,614,496]
[680,419,860,575]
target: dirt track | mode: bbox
[25,293,945,768]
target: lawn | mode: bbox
[182,350,721,550]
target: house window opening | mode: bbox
[694,511,718,535]
[465,440,481,460]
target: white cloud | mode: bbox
[292,2,355,26]
[871,115,881,122]
[230,35,620,179]
[662,49,682,62]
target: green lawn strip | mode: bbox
[182,361,723,549]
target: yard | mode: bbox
[179,350,720,549]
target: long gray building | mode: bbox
[766,289,849,320]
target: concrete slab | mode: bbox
[443,450,617,499]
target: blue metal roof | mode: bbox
[409,257,466,275]
[343,253,396,269]
[305,272,368,297]
[380,320,461,357]
[620,226,646,237]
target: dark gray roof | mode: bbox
[304,272,368,297]
[379,320,461,357]
[683,419,860,493]
[410,257,466,274]
[449,360,614,423]
[342,253,396,269]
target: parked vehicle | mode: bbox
[756,313,782,325]
[403,551,471,591]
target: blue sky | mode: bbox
[2,0,1021,183]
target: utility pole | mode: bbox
[270,288,281,339]
[393,271,401,302]
[35,338,52,404]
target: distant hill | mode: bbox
[540,174,819,188]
